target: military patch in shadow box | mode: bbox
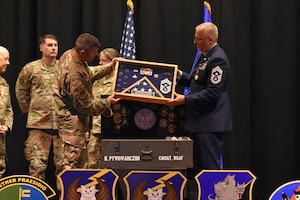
[101,100,186,139]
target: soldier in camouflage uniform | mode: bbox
[15,34,63,184]
[53,33,121,169]
[87,48,119,168]
[0,46,13,178]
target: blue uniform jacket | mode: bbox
[178,44,232,133]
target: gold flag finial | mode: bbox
[127,0,134,14]
[204,1,212,15]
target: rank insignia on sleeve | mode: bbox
[210,66,223,84]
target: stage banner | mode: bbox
[57,169,119,200]
[195,170,256,200]
[0,175,56,199]
[123,170,187,200]
[268,180,300,200]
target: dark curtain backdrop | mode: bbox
[0,0,299,199]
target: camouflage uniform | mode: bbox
[0,76,13,178]
[87,75,114,168]
[53,49,112,169]
[15,59,64,181]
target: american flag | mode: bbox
[120,0,136,59]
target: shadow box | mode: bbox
[113,59,178,104]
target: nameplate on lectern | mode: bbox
[113,59,178,104]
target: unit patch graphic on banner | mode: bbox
[58,169,118,200]
[268,180,300,200]
[195,170,256,200]
[0,175,56,199]
[123,170,187,200]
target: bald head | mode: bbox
[0,46,10,73]
[194,22,219,53]
[196,22,218,42]
[0,46,9,56]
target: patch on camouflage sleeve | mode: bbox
[72,79,88,100]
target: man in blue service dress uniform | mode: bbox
[167,22,232,171]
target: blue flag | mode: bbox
[120,0,136,59]
[203,1,212,23]
[184,1,212,95]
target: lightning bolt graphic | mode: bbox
[143,172,177,195]
[76,170,109,192]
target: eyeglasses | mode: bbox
[194,37,209,42]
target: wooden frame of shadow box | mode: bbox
[113,59,178,104]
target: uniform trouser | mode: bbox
[86,133,101,168]
[62,142,87,170]
[24,129,64,187]
[190,132,224,170]
[0,134,7,178]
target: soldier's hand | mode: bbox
[0,125,8,135]
[111,57,127,71]
[107,93,122,105]
[85,132,90,142]
[109,59,116,71]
